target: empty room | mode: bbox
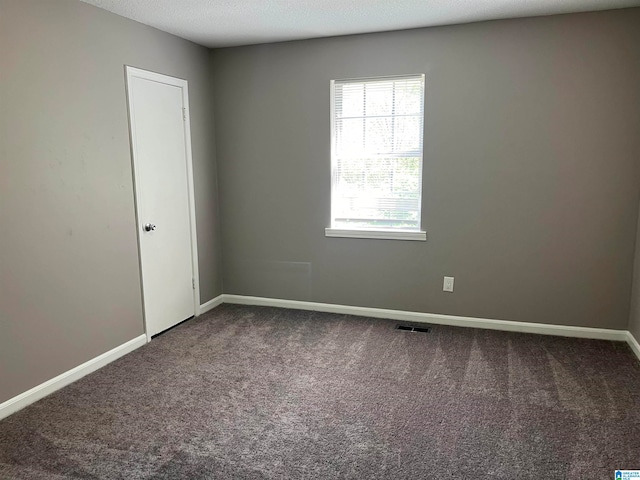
[1,0,640,478]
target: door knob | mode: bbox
[144,223,157,232]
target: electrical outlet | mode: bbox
[443,276,454,292]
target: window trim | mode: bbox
[327,74,426,241]
[325,228,426,241]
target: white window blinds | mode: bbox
[331,74,425,232]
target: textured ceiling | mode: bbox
[80,0,640,47]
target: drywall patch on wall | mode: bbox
[225,260,312,301]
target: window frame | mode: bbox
[326,74,427,241]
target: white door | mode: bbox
[126,67,199,340]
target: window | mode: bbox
[326,74,426,241]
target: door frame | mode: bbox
[124,66,201,342]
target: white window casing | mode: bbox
[327,74,426,241]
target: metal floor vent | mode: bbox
[396,325,431,333]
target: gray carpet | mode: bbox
[1,304,639,479]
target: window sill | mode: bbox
[325,228,427,241]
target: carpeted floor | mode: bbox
[1,304,639,479]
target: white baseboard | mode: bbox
[0,334,147,421]
[200,294,224,314]
[222,294,629,342]
[3,297,635,423]
[627,331,640,362]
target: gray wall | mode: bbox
[211,9,640,329]
[628,203,640,342]
[0,0,222,403]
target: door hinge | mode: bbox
[183,107,187,121]
[192,278,195,289]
